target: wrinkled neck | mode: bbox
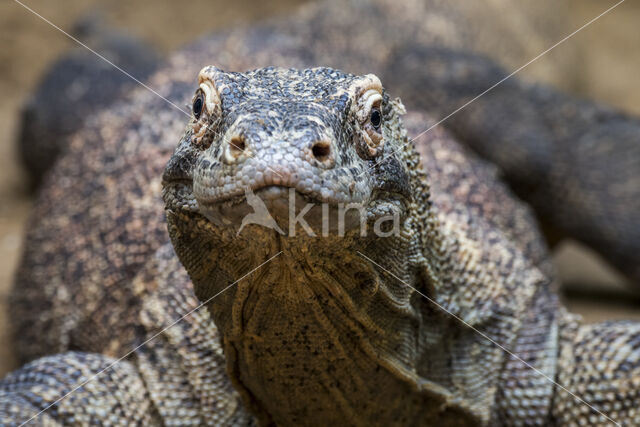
[195,225,479,425]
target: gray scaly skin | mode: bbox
[3,0,640,425]
[3,65,640,425]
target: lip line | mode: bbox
[201,185,324,206]
[165,180,407,210]
[197,183,369,208]
[164,180,327,208]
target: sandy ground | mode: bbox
[0,0,638,376]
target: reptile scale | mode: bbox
[2,0,639,425]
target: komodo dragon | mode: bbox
[16,0,640,282]
[3,0,640,425]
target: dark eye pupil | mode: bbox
[193,95,203,119]
[370,109,381,129]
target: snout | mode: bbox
[193,124,368,207]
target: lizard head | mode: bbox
[163,66,415,239]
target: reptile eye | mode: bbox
[370,108,381,130]
[193,92,204,119]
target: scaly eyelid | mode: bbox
[198,80,221,116]
[358,90,383,124]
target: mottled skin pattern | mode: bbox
[2,0,640,425]
[382,46,640,284]
[2,244,253,425]
[18,18,159,189]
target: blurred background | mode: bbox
[0,0,638,375]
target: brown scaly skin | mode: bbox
[3,0,639,425]
[381,45,640,284]
[18,16,159,189]
[1,244,254,425]
[3,65,639,425]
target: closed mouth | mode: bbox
[199,183,335,208]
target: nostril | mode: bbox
[229,136,246,157]
[312,141,331,162]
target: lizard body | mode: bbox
[3,0,640,425]
[18,16,159,189]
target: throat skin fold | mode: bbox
[204,229,474,425]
